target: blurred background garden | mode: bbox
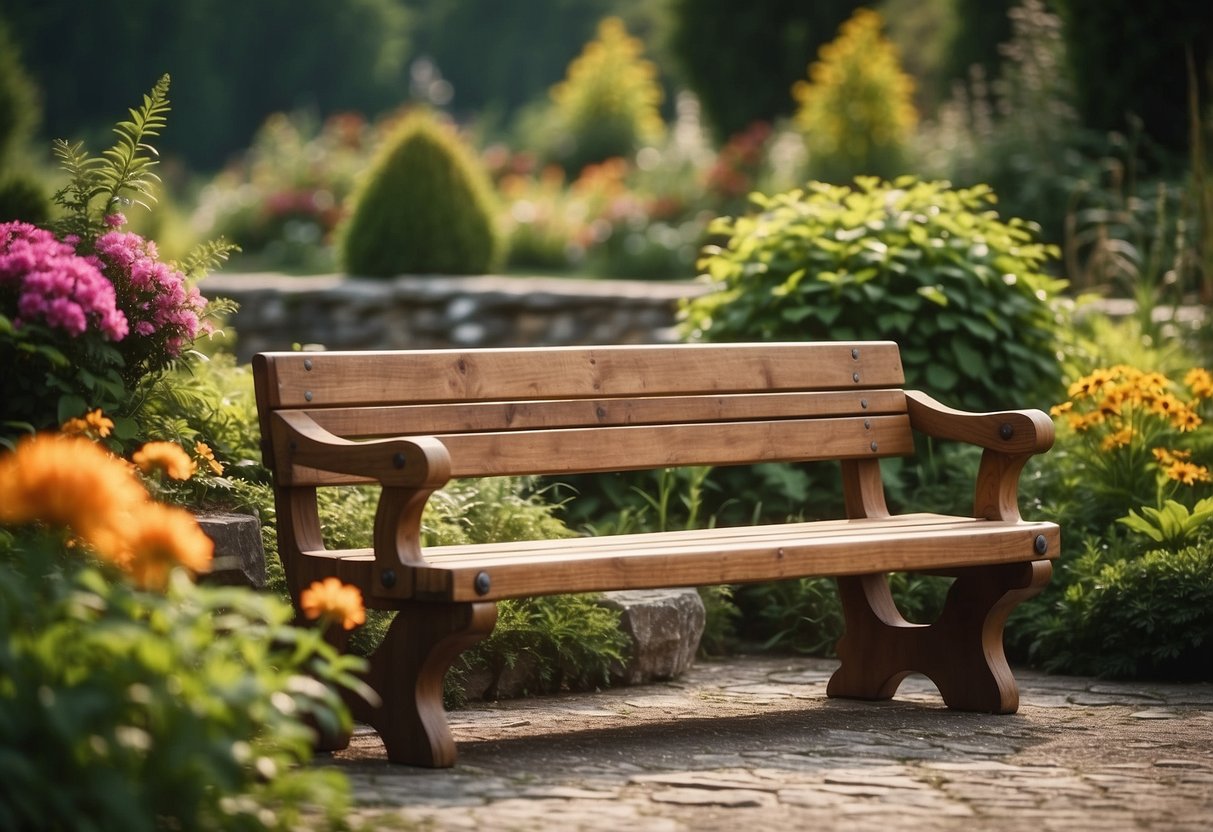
[1,1,1212,828]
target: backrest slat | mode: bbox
[301,389,908,438]
[258,342,905,408]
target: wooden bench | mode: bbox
[252,341,1059,767]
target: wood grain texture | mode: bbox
[259,342,905,407]
[827,560,1053,712]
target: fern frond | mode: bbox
[176,237,241,280]
[94,74,172,217]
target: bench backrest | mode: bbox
[253,342,914,485]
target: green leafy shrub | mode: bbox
[0,20,38,167]
[340,110,502,276]
[540,17,665,175]
[792,8,918,181]
[0,172,51,224]
[1026,540,1213,680]
[0,434,361,831]
[682,176,1066,411]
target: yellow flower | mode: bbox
[1049,401,1073,416]
[0,433,148,555]
[1100,428,1135,451]
[300,577,367,631]
[1185,368,1213,400]
[1153,447,1190,466]
[1149,393,1184,419]
[195,441,224,476]
[1174,407,1203,433]
[1165,460,1212,485]
[133,442,197,481]
[113,503,214,590]
[1068,411,1104,432]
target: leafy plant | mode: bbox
[1118,496,1213,548]
[792,8,918,181]
[1025,539,1213,680]
[339,110,502,276]
[682,176,1066,412]
[0,432,363,831]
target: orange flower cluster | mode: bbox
[61,408,115,439]
[133,441,198,481]
[1052,365,1212,488]
[300,577,367,631]
[0,433,212,589]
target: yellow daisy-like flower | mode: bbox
[300,577,367,631]
[1049,401,1073,416]
[1100,428,1135,451]
[1153,447,1191,466]
[1165,460,1212,486]
[133,441,197,481]
[114,503,214,590]
[1148,393,1184,419]
[194,441,224,476]
[0,433,148,556]
[1173,407,1203,433]
[1185,368,1213,400]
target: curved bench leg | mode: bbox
[827,560,1052,713]
[346,600,498,767]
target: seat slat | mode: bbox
[260,342,905,408]
[297,514,1058,602]
[301,389,908,438]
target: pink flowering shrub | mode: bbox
[0,222,128,341]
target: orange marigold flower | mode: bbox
[300,577,367,631]
[0,433,148,553]
[1165,460,1212,486]
[1100,428,1135,451]
[194,441,224,476]
[133,441,197,481]
[1185,368,1213,399]
[60,409,115,439]
[114,503,214,590]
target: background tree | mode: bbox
[0,0,412,171]
[665,0,864,142]
[1056,0,1213,157]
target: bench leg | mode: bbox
[827,560,1052,713]
[346,601,498,767]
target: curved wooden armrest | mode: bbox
[273,410,452,488]
[905,390,1054,522]
[905,390,1054,454]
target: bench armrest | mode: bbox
[904,390,1054,454]
[273,410,452,488]
[905,390,1054,522]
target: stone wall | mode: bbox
[200,273,709,361]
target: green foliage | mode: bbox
[1056,0,1213,155]
[0,529,359,831]
[792,8,918,182]
[0,18,39,167]
[1025,539,1213,680]
[682,176,1066,411]
[1119,497,1213,549]
[0,171,51,224]
[541,17,665,175]
[917,0,1099,245]
[665,0,864,142]
[4,0,412,171]
[339,111,502,276]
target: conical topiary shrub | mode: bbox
[339,111,502,276]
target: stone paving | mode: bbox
[325,656,1213,831]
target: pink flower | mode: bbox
[104,212,127,228]
[0,221,128,341]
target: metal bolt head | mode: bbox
[380,569,397,588]
[999,423,1015,441]
[870,441,879,452]
[474,571,492,595]
[851,348,860,359]
[304,390,313,402]
[1034,535,1048,555]
[304,358,313,371]
[393,452,407,469]
[852,372,861,383]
